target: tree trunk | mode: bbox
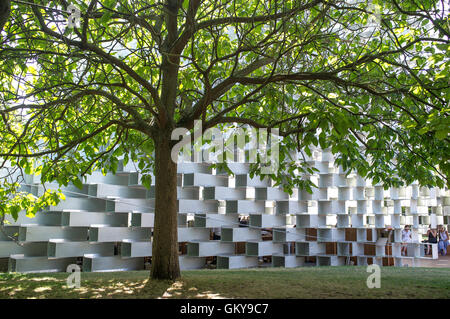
[0,0,11,33]
[150,130,180,280]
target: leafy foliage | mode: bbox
[0,0,448,213]
[0,180,65,221]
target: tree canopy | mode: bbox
[0,0,448,279]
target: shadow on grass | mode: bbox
[2,267,450,299]
[142,279,228,299]
[0,272,227,299]
[0,272,170,299]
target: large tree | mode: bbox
[0,0,448,279]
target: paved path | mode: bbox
[418,255,450,268]
[401,254,450,268]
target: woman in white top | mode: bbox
[438,225,449,256]
[401,225,412,256]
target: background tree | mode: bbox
[0,0,448,279]
[0,0,10,32]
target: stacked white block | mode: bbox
[187,241,234,257]
[217,255,259,269]
[221,227,260,242]
[89,226,151,242]
[61,211,128,227]
[120,241,152,257]
[272,255,305,268]
[47,240,114,258]
[245,241,284,256]
[0,149,448,273]
[8,255,77,273]
[18,226,88,242]
[82,255,145,272]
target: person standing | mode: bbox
[426,226,438,255]
[438,225,449,256]
[401,225,412,256]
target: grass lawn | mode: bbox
[0,266,449,299]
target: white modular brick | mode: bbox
[61,211,128,227]
[89,226,151,242]
[272,255,305,268]
[203,187,246,200]
[187,241,234,257]
[178,227,211,242]
[226,200,265,214]
[120,241,152,257]
[245,241,283,256]
[217,255,258,269]
[83,255,144,272]
[194,213,239,228]
[255,187,290,200]
[250,214,286,228]
[130,213,154,227]
[221,227,260,242]
[47,240,114,258]
[18,226,88,242]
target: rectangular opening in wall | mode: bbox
[318,256,331,266]
[385,244,393,256]
[217,256,229,269]
[179,242,187,255]
[318,228,331,241]
[387,254,397,267]
[295,242,310,256]
[272,256,285,267]
[205,256,215,266]
[245,242,259,256]
[364,244,376,256]
[221,228,233,242]
[187,243,200,257]
[290,242,295,255]
[366,215,375,226]
[325,242,337,255]
[357,229,367,242]
[345,228,357,241]
[337,243,349,256]
[357,257,367,266]
[367,229,373,241]
[0,258,8,272]
[305,228,317,241]
[272,229,286,242]
[235,242,246,254]
[262,229,273,241]
[382,257,394,266]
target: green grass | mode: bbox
[1,266,449,299]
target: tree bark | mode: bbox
[150,129,180,280]
[0,0,11,33]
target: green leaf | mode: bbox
[435,130,448,140]
[73,177,83,190]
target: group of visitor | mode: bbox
[425,225,449,256]
[402,224,449,256]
